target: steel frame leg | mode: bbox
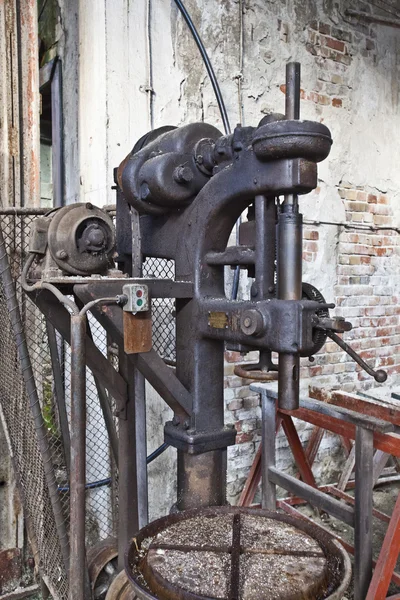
[354,425,374,600]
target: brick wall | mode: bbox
[225,183,400,502]
[221,2,400,504]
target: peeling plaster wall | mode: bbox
[56,0,400,514]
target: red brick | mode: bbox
[319,22,331,35]
[332,98,342,107]
[236,432,254,444]
[324,37,345,53]
[368,194,377,204]
[225,351,242,363]
[309,366,323,377]
[304,230,319,240]
[357,191,367,201]
[304,241,318,253]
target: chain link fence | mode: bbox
[0,207,176,598]
[0,209,69,598]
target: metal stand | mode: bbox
[246,383,400,600]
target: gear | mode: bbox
[301,282,329,357]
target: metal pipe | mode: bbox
[46,320,71,473]
[278,62,302,411]
[254,194,277,378]
[0,227,71,573]
[130,210,149,528]
[69,314,91,600]
[254,195,276,300]
[117,352,139,571]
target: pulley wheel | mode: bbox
[106,571,136,600]
[87,537,119,600]
[125,506,351,600]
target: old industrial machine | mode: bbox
[21,63,386,599]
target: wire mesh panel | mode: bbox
[0,209,69,599]
[143,257,176,363]
[0,208,177,598]
[0,209,119,597]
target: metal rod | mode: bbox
[277,62,302,411]
[328,331,387,383]
[254,194,276,299]
[0,227,70,575]
[130,205,149,527]
[118,352,139,571]
[255,194,277,375]
[285,62,300,120]
[46,320,70,473]
[73,295,120,467]
[69,314,91,600]
[134,368,149,528]
[261,391,277,510]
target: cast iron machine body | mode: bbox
[22,63,386,599]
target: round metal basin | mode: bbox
[125,506,351,600]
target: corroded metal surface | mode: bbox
[125,507,351,600]
[106,571,136,600]
[87,537,118,597]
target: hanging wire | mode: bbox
[146,0,154,129]
[236,0,245,126]
[173,0,231,135]
[57,443,170,492]
[303,218,400,234]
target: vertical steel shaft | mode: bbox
[118,353,139,571]
[69,314,91,600]
[285,62,300,120]
[278,62,302,410]
[255,194,277,371]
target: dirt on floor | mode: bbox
[297,481,400,599]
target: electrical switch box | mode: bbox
[122,284,150,313]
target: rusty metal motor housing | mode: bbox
[29,203,116,276]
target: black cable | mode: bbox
[147,442,169,464]
[58,442,170,492]
[173,0,231,135]
[173,0,240,295]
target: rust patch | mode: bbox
[0,548,22,592]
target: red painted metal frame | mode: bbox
[366,491,400,599]
[239,389,400,598]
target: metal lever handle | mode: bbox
[328,331,387,383]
